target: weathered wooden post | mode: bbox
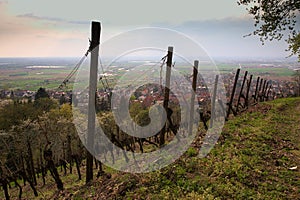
[258,78,264,102]
[188,60,199,135]
[245,74,253,108]
[160,46,173,146]
[260,79,267,101]
[253,77,260,103]
[86,21,101,183]
[266,85,272,101]
[210,75,219,128]
[263,81,269,101]
[226,68,240,119]
[236,71,248,112]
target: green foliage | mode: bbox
[186,147,198,157]
[288,32,300,60]
[238,0,300,60]
[135,109,150,126]
[34,97,58,112]
[0,102,35,130]
[34,87,49,100]
[129,101,143,119]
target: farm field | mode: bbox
[0,57,297,91]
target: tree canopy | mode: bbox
[238,0,300,60]
[35,87,49,100]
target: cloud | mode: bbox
[0,5,88,57]
[152,17,289,58]
[151,16,255,36]
[67,20,90,25]
[17,13,64,22]
[17,13,90,25]
[6,0,248,27]
[0,1,293,59]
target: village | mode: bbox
[0,67,298,110]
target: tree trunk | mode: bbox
[67,135,73,174]
[27,177,38,196]
[48,160,64,190]
[14,180,22,199]
[20,156,26,186]
[21,168,38,197]
[44,149,64,190]
[27,139,37,186]
[73,154,82,180]
[39,147,46,186]
[1,179,10,200]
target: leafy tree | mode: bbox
[129,102,143,120]
[59,94,68,105]
[0,102,36,131]
[135,109,151,127]
[238,0,300,60]
[34,98,58,112]
[35,88,49,100]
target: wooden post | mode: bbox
[160,46,173,146]
[245,74,253,108]
[266,85,272,101]
[210,75,219,128]
[188,60,199,135]
[86,21,101,183]
[253,77,260,102]
[263,81,269,101]
[236,71,248,112]
[226,68,240,119]
[260,79,267,101]
[258,78,264,102]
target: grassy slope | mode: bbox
[88,97,300,200]
[2,97,300,199]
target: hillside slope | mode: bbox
[2,97,299,200]
[78,97,300,200]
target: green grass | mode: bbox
[99,97,300,199]
[245,67,294,77]
[216,64,295,76]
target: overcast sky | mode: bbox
[0,0,294,59]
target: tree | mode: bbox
[0,103,35,131]
[35,88,49,100]
[238,0,300,60]
[34,98,58,113]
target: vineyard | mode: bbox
[0,22,299,199]
[0,97,299,199]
